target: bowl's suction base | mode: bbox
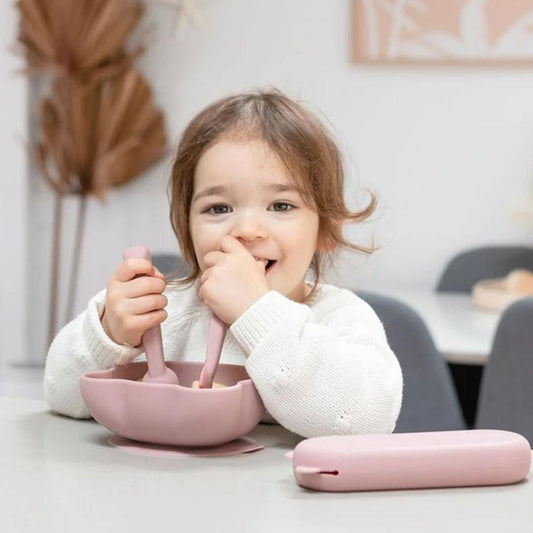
[108,434,263,457]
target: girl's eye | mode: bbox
[270,202,294,212]
[205,204,231,215]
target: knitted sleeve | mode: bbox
[43,289,142,418]
[230,287,403,438]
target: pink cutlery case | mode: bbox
[289,430,531,492]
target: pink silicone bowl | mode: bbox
[80,361,264,447]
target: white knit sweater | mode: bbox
[44,281,403,438]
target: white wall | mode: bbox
[19,0,533,361]
[0,2,27,369]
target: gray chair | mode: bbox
[436,246,533,293]
[151,253,190,278]
[475,297,533,445]
[436,246,533,427]
[358,291,466,432]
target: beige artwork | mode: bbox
[351,0,533,64]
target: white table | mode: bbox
[2,398,532,533]
[372,290,502,365]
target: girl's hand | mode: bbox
[199,236,269,324]
[101,259,167,347]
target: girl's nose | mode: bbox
[230,210,268,242]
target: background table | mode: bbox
[1,397,532,533]
[374,290,502,365]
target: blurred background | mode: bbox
[3,0,533,380]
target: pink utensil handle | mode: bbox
[123,246,167,380]
[198,314,228,388]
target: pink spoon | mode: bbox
[123,246,180,385]
[198,314,228,388]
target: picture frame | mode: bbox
[351,0,533,65]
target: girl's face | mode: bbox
[189,139,321,303]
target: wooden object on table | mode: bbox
[472,269,533,311]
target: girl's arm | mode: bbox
[43,290,142,419]
[231,287,403,438]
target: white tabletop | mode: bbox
[2,397,532,533]
[373,290,502,365]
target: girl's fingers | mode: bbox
[219,235,245,253]
[200,265,215,285]
[203,250,226,268]
[114,259,156,282]
[121,294,168,316]
[153,267,166,280]
[125,310,168,339]
[203,238,253,269]
[119,276,166,299]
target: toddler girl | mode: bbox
[44,89,402,438]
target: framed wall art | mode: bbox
[351,0,533,64]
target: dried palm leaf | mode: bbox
[91,70,166,194]
[16,0,168,346]
[17,0,144,78]
[36,70,166,198]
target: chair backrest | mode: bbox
[358,291,465,432]
[151,253,190,278]
[436,246,533,293]
[475,297,533,445]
